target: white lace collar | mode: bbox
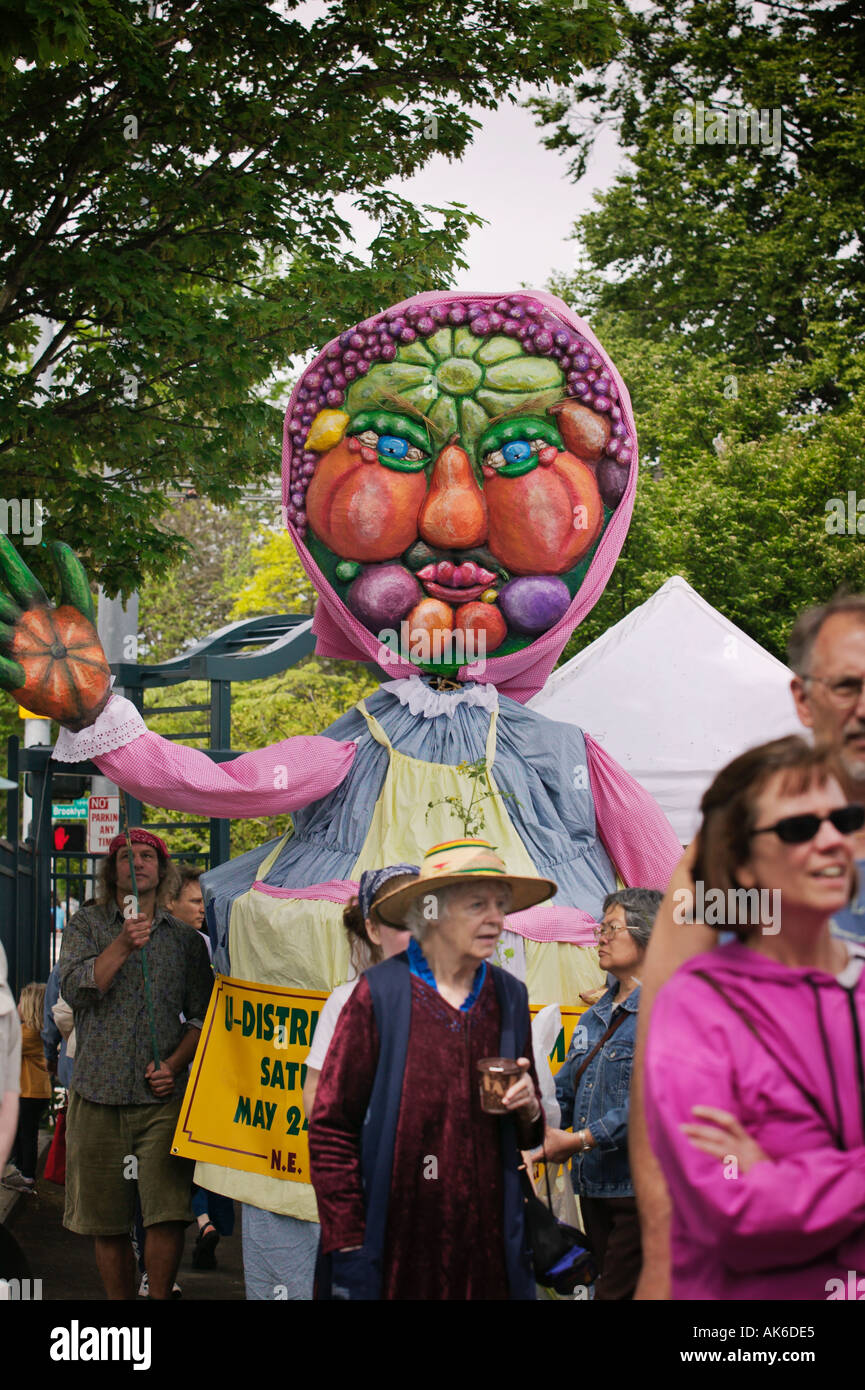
[380,677,499,720]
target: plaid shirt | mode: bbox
[58,899,213,1106]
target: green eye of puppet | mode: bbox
[479,416,563,477]
[348,410,430,472]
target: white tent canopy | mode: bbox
[529,576,802,843]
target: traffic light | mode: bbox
[53,823,86,853]
[52,773,91,801]
[27,772,90,801]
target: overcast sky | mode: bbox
[343,99,622,294]
[288,0,624,292]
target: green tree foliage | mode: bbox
[0,0,101,69]
[531,0,864,373]
[136,492,277,661]
[534,1,865,660]
[229,528,316,624]
[0,0,617,598]
[554,319,865,661]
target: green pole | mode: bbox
[119,791,161,1067]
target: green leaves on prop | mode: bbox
[426,755,521,839]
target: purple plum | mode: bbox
[345,564,422,632]
[597,457,629,507]
[498,576,572,636]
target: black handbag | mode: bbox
[519,1004,632,1294]
[520,1005,629,1292]
[520,1160,596,1294]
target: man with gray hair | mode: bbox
[788,593,865,940]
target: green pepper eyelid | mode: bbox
[347,409,431,455]
[492,456,539,479]
[478,416,563,457]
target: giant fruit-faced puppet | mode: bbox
[0,290,680,1230]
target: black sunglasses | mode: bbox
[750,804,865,845]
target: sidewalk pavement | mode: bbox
[2,1135,245,1300]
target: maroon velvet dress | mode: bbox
[309,968,539,1300]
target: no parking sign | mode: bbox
[86,794,120,853]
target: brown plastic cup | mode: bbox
[477,1057,521,1114]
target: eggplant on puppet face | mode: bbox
[284,294,636,676]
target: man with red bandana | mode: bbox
[58,827,213,1301]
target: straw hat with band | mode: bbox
[374,838,556,927]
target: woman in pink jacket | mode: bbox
[645,735,865,1301]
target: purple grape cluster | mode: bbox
[284,296,634,538]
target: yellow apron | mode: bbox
[198,698,602,1215]
[352,701,602,1006]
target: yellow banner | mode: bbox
[529,1003,589,1067]
[172,975,328,1183]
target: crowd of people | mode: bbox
[0,590,863,1300]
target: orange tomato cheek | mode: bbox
[485,452,603,575]
[305,441,427,562]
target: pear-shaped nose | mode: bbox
[418,441,488,550]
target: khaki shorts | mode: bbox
[64,1091,194,1236]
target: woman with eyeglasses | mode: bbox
[542,887,662,1300]
[644,735,865,1300]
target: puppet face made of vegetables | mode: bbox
[283,293,635,676]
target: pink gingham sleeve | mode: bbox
[504,904,598,946]
[585,733,682,889]
[52,695,356,817]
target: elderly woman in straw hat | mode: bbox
[308,838,555,1301]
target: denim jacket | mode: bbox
[830,856,865,944]
[554,982,639,1198]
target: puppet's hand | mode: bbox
[0,537,111,730]
[579,986,605,1006]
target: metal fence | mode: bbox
[0,835,35,994]
[0,741,215,995]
